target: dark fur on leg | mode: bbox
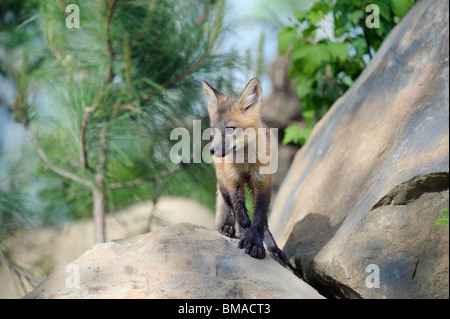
[236,184,267,259]
[217,185,236,238]
[264,227,288,264]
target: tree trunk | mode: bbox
[93,127,108,243]
[92,188,106,243]
[146,197,158,233]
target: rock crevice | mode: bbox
[372,172,449,209]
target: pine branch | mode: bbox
[25,125,93,188]
[120,55,209,110]
[109,162,189,190]
[195,2,211,26]
[105,0,118,84]
[123,35,131,85]
[47,25,63,62]
[162,55,209,93]
[207,0,224,53]
[118,0,222,109]
[122,103,148,115]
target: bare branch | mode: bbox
[0,251,42,284]
[81,107,93,170]
[105,0,118,84]
[97,127,108,176]
[25,126,93,188]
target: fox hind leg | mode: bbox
[264,226,288,264]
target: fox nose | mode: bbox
[210,147,215,155]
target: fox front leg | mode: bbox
[216,186,236,238]
[231,184,265,259]
[237,185,268,259]
[229,183,251,232]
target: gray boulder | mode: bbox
[24,223,324,299]
[269,0,449,299]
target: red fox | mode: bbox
[202,78,288,264]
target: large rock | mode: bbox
[269,0,449,299]
[23,223,324,299]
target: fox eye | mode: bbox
[225,127,235,134]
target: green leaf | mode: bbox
[348,10,364,25]
[277,0,409,151]
[302,25,318,38]
[314,1,333,15]
[302,109,316,126]
[282,124,301,145]
[306,44,331,74]
[351,37,367,55]
[282,125,312,146]
[294,11,308,22]
[435,218,449,226]
[328,42,348,61]
[298,127,312,145]
[378,2,391,22]
[295,73,314,98]
[308,11,325,25]
[291,43,331,75]
[391,0,414,19]
[435,210,449,226]
[291,43,312,61]
[278,27,297,54]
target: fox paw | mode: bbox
[219,224,236,238]
[238,230,266,259]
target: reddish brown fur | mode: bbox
[202,78,287,262]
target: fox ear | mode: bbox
[236,77,262,112]
[202,81,225,110]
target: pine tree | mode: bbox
[7,0,235,242]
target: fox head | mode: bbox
[202,78,263,158]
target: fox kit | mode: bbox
[202,78,288,264]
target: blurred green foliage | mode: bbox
[0,0,240,238]
[436,210,449,226]
[280,0,414,145]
